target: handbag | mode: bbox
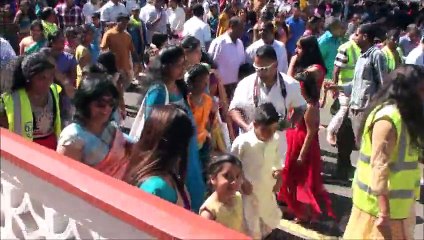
[129,84,169,141]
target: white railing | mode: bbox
[0,129,250,240]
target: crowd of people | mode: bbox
[1,0,424,239]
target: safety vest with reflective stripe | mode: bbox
[353,104,420,219]
[1,84,62,140]
[382,46,404,72]
[338,40,361,84]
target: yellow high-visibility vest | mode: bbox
[1,84,62,140]
[382,46,404,72]
[338,40,361,84]
[352,104,421,219]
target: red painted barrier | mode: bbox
[0,128,250,240]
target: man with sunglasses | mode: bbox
[229,45,306,135]
[245,21,288,74]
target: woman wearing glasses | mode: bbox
[56,73,131,180]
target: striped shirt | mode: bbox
[55,3,83,29]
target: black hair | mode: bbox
[47,30,64,46]
[151,32,168,49]
[30,19,44,32]
[40,7,55,21]
[254,102,280,125]
[358,65,424,150]
[64,26,78,39]
[294,35,327,74]
[79,24,94,43]
[181,36,201,52]
[143,46,187,97]
[200,51,217,69]
[10,56,27,91]
[246,10,257,26]
[238,63,255,80]
[262,21,275,33]
[386,28,401,42]
[358,23,381,44]
[18,0,37,20]
[260,10,274,22]
[97,51,118,74]
[73,75,120,122]
[92,11,100,19]
[186,64,209,91]
[295,71,319,103]
[229,16,242,28]
[255,45,277,61]
[207,154,243,194]
[82,63,107,75]
[192,3,204,17]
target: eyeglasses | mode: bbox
[94,98,117,109]
[253,62,275,72]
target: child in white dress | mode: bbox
[231,103,283,239]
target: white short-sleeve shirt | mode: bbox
[166,6,185,34]
[208,32,245,85]
[100,1,128,23]
[140,4,168,43]
[182,16,211,48]
[245,39,289,74]
[82,2,100,23]
[229,72,306,125]
[405,45,424,66]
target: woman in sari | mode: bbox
[56,73,131,179]
[130,46,206,212]
[19,20,47,55]
[125,105,193,210]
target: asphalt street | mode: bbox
[124,88,424,239]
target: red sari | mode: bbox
[278,64,335,220]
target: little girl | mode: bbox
[186,64,214,169]
[199,154,244,234]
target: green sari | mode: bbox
[25,39,47,54]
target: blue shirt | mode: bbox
[139,176,178,204]
[318,31,341,79]
[285,16,305,55]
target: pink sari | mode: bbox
[94,131,130,180]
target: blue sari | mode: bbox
[144,84,206,212]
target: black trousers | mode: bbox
[335,116,355,179]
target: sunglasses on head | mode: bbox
[253,62,275,72]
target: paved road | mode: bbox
[124,88,424,239]
[318,103,424,239]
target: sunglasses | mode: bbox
[94,98,117,109]
[253,62,275,72]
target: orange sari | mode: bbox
[94,131,130,180]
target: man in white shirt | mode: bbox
[208,16,245,99]
[82,0,100,23]
[405,37,424,66]
[125,0,138,13]
[229,45,306,133]
[166,0,185,37]
[183,3,211,49]
[139,0,169,44]
[246,21,288,73]
[100,0,129,24]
